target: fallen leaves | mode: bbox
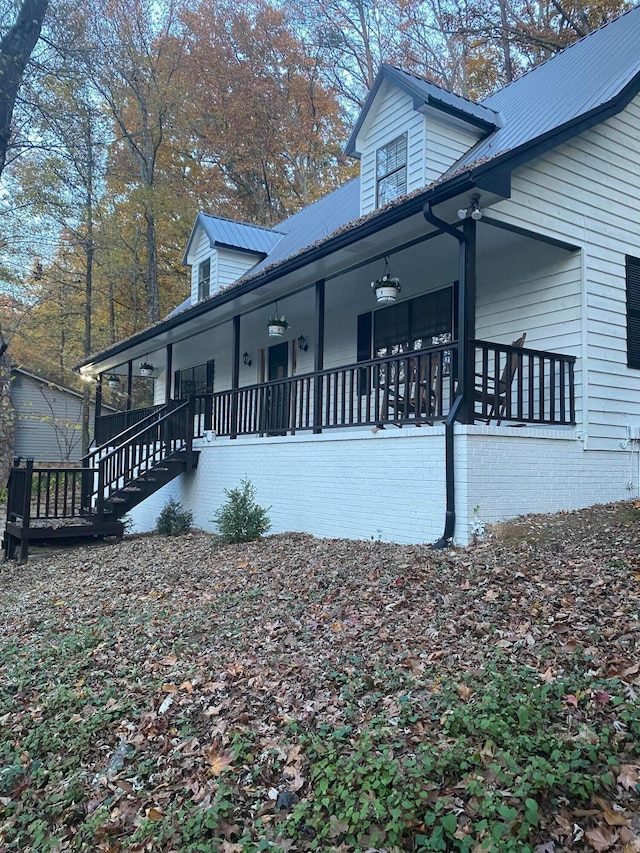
[1,501,640,850]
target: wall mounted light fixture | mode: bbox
[297,335,308,352]
[457,195,483,221]
[243,352,252,367]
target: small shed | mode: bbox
[10,367,105,463]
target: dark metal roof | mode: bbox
[248,180,360,275]
[182,213,283,264]
[453,4,640,170]
[345,63,502,156]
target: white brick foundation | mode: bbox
[128,424,636,546]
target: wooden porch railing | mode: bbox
[95,404,164,446]
[5,459,96,525]
[93,339,576,443]
[86,398,194,520]
[205,343,457,437]
[474,339,575,425]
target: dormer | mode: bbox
[183,214,284,304]
[345,65,502,216]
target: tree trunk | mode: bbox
[0,0,49,176]
[145,208,159,323]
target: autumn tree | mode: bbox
[182,0,354,225]
[80,0,189,323]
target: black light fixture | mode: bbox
[243,351,252,367]
[297,335,308,352]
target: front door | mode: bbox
[267,342,289,433]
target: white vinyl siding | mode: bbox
[216,248,259,290]
[190,230,216,305]
[358,85,425,215]
[489,92,640,450]
[425,118,484,184]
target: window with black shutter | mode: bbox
[626,256,640,369]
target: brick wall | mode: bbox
[128,425,636,546]
[129,426,447,545]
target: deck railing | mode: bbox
[94,338,576,444]
[6,459,96,524]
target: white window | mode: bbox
[198,258,210,301]
[376,134,407,207]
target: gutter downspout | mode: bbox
[423,202,468,549]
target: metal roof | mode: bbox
[453,4,640,170]
[345,64,501,156]
[249,179,361,275]
[182,213,283,263]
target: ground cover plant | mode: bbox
[1,501,639,851]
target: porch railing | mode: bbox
[204,343,457,438]
[474,339,575,425]
[95,404,164,446]
[94,338,576,444]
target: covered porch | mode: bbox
[89,202,579,445]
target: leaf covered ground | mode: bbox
[1,502,640,852]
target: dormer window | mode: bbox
[376,133,407,207]
[198,258,211,301]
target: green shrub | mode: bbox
[212,479,271,543]
[155,498,193,536]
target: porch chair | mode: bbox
[380,356,437,426]
[474,332,526,424]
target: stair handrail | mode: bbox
[83,403,170,466]
[94,399,190,466]
[89,398,192,514]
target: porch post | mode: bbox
[126,360,133,411]
[459,217,477,424]
[313,279,325,434]
[94,374,102,434]
[230,314,240,439]
[165,343,173,404]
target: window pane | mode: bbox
[377,135,406,178]
[378,168,406,206]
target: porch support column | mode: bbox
[165,343,173,404]
[126,360,133,411]
[313,279,325,434]
[94,374,102,435]
[230,314,240,439]
[459,217,477,424]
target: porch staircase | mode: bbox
[3,398,199,562]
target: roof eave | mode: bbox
[77,172,480,371]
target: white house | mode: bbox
[74,8,640,546]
